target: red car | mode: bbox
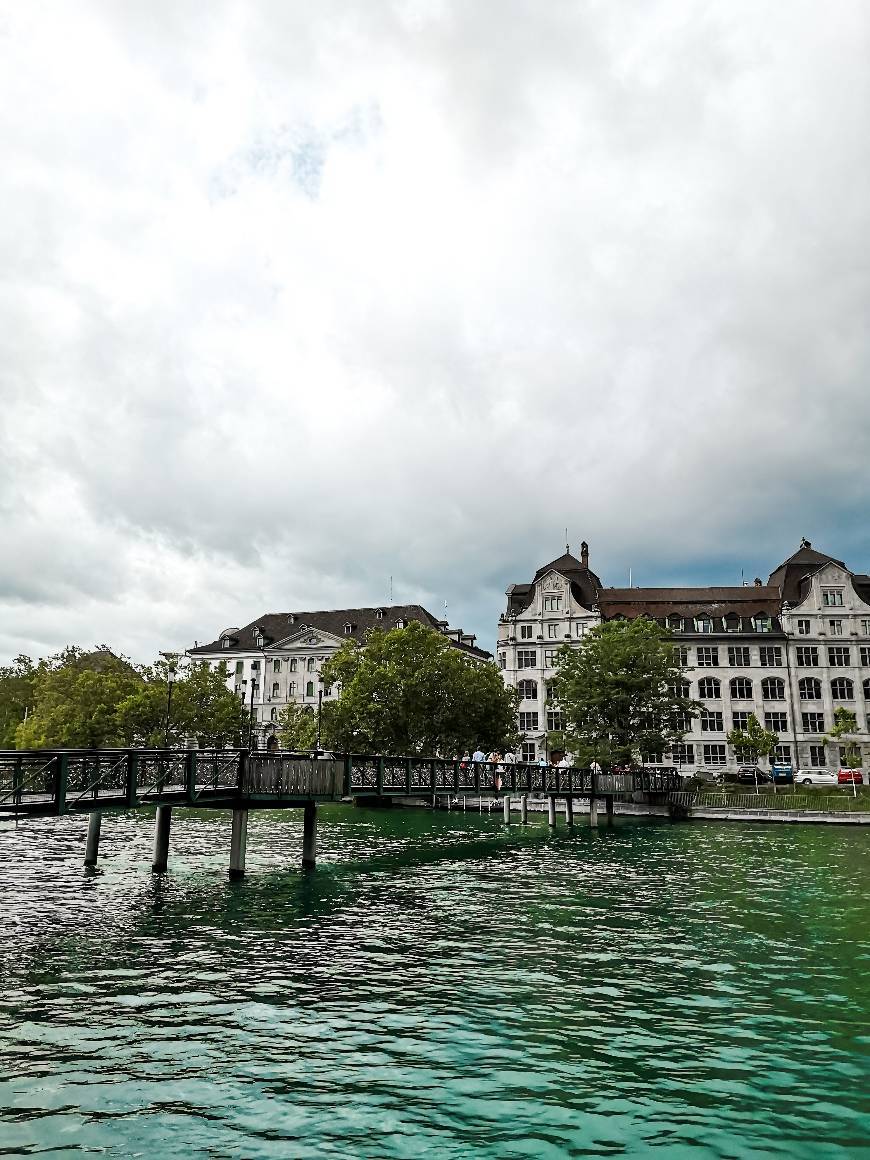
[837,770,865,786]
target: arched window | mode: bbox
[695,615,713,634]
[799,677,821,700]
[668,613,682,631]
[272,682,280,698]
[761,677,785,700]
[517,679,538,700]
[670,680,690,699]
[221,637,231,649]
[698,677,721,699]
[306,681,314,697]
[730,677,753,700]
[723,612,740,633]
[831,677,854,700]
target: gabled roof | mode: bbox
[190,605,492,660]
[508,551,601,614]
[767,540,847,604]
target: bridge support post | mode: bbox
[565,797,574,826]
[521,795,528,824]
[547,796,556,826]
[152,805,172,873]
[606,796,614,825]
[503,796,511,824]
[84,811,102,867]
[589,797,599,828]
[229,808,248,879]
[302,802,317,869]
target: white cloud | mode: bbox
[1,0,868,663]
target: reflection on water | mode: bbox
[1,807,869,1158]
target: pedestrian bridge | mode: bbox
[0,749,680,875]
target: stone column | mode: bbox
[302,802,318,869]
[589,797,599,828]
[565,796,574,826]
[520,795,529,824]
[152,805,172,873]
[84,811,102,868]
[229,808,248,879]
[503,796,511,824]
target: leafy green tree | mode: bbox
[0,655,36,747]
[827,707,863,769]
[320,621,519,756]
[552,618,698,768]
[726,713,779,768]
[117,659,249,747]
[276,701,318,751]
[15,647,143,749]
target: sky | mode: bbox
[1,0,869,665]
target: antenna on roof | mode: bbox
[389,575,393,605]
[565,527,569,554]
[741,568,745,586]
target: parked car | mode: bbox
[796,768,837,787]
[726,766,772,785]
[771,764,795,785]
[837,769,865,786]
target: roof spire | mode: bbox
[565,527,569,555]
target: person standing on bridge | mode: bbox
[472,746,485,764]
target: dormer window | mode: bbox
[396,618,407,629]
[221,637,231,648]
[753,614,772,633]
[255,634,264,648]
[695,615,713,634]
[375,609,384,619]
[543,595,562,612]
[344,623,354,634]
[288,614,296,624]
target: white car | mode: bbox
[796,768,836,787]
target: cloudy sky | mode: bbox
[2,0,868,664]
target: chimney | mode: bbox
[581,541,589,569]
[754,577,762,587]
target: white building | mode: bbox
[498,540,870,772]
[188,605,489,744]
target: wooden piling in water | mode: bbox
[521,795,528,825]
[229,808,248,879]
[503,796,511,824]
[302,802,318,868]
[152,805,172,873]
[547,797,556,826]
[84,811,101,867]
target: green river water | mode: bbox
[1,807,869,1158]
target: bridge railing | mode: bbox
[242,756,344,798]
[0,749,245,813]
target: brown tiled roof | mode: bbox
[598,586,783,631]
[509,552,601,613]
[767,542,847,604]
[189,605,492,660]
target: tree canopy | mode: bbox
[9,648,248,749]
[0,655,37,747]
[276,701,319,751]
[552,618,697,768]
[828,707,863,769]
[319,621,519,756]
[725,712,779,766]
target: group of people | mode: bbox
[460,748,581,770]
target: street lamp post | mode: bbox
[315,678,324,753]
[159,652,182,749]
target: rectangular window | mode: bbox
[518,712,539,731]
[703,744,727,766]
[700,710,723,732]
[829,620,844,636]
[288,681,295,695]
[575,622,586,637]
[796,647,819,667]
[802,712,826,734]
[759,647,782,667]
[797,619,811,635]
[289,659,297,672]
[862,620,870,635]
[521,741,536,763]
[544,650,557,666]
[517,650,536,669]
[861,647,870,666]
[520,625,533,639]
[765,712,788,733]
[671,743,694,766]
[307,658,316,671]
[822,589,844,607]
[547,623,559,638]
[697,647,719,667]
[251,660,260,671]
[774,744,791,763]
[546,710,563,731]
[728,646,750,667]
[235,660,244,675]
[543,595,562,611]
[673,646,689,667]
[809,744,826,767]
[251,708,258,722]
[270,707,278,722]
[731,711,752,731]
[498,653,506,670]
[734,748,756,765]
[828,646,850,667]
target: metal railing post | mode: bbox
[405,757,412,796]
[344,753,352,797]
[453,760,460,793]
[185,750,197,802]
[13,755,23,807]
[125,750,139,807]
[55,753,69,815]
[377,756,385,796]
